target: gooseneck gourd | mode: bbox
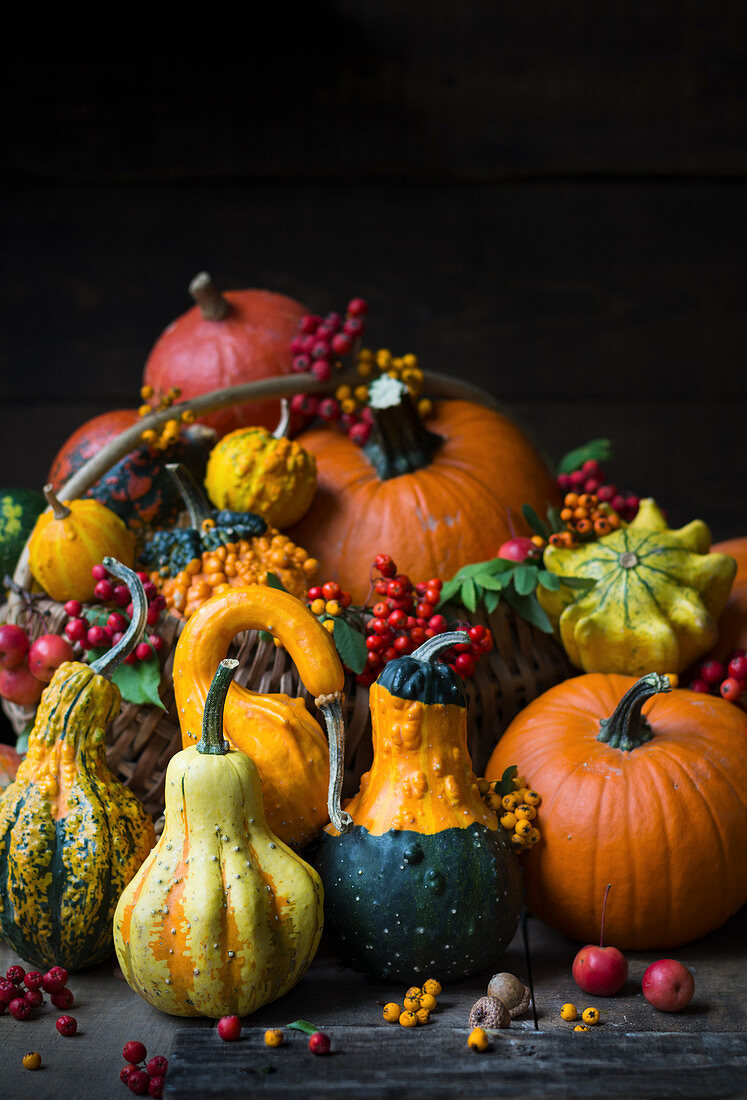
[0,558,156,970]
[114,659,324,1017]
[311,633,523,981]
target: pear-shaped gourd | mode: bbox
[311,633,523,982]
[114,659,324,1018]
[0,559,155,970]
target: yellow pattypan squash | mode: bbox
[539,499,736,676]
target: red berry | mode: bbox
[0,979,17,1004]
[93,579,114,602]
[366,635,385,651]
[324,312,343,332]
[410,627,426,646]
[728,655,747,682]
[123,653,137,665]
[106,612,128,634]
[121,1066,135,1085]
[382,646,398,663]
[111,632,124,647]
[569,470,586,489]
[611,494,626,513]
[23,971,43,991]
[43,967,68,991]
[343,317,365,337]
[348,421,372,446]
[293,354,311,373]
[416,603,434,620]
[147,1055,169,1077]
[51,988,74,1009]
[480,631,494,653]
[388,610,407,629]
[426,578,443,591]
[112,584,130,606]
[64,618,88,644]
[6,965,25,983]
[322,581,341,600]
[347,297,368,317]
[371,619,392,638]
[308,1031,331,1055]
[318,398,340,421]
[91,563,108,581]
[557,473,571,491]
[127,1069,150,1095]
[56,1014,77,1036]
[454,653,476,678]
[135,642,154,661]
[135,571,150,584]
[9,996,31,1020]
[311,340,330,360]
[584,479,601,494]
[148,1076,166,1099]
[597,484,616,503]
[469,625,487,642]
[393,635,412,655]
[387,579,407,600]
[720,677,743,703]
[700,659,725,685]
[373,579,389,596]
[123,1039,147,1064]
[424,588,441,607]
[338,591,352,608]
[290,393,319,418]
[86,625,108,648]
[312,359,332,382]
[64,600,82,618]
[300,314,321,335]
[372,602,389,619]
[307,586,323,601]
[689,678,711,694]
[25,990,44,1008]
[366,651,383,669]
[148,633,164,653]
[374,554,396,577]
[217,1015,241,1042]
[428,614,448,634]
[331,333,353,356]
[145,605,159,626]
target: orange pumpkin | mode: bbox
[710,537,747,658]
[486,672,747,950]
[143,273,307,437]
[290,387,558,604]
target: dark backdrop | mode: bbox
[1,3,746,669]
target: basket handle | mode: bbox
[9,369,501,610]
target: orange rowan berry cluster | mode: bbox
[382,979,442,1028]
[479,773,542,852]
[547,492,622,549]
[138,384,194,451]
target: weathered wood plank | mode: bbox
[164,1028,747,1098]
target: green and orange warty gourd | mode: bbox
[486,672,747,950]
[289,379,558,604]
[173,585,349,848]
[28,484,135,602]
[0,560,155,970]
[312,633,523,981]
[539,499,736,676]
[114,659,324,1018]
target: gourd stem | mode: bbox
[91,559,148,678]
[272,398,291,440]
[364,377,444,480]
[189,272,231,321]
[165,464,213,526]
[197,659,239,755]
[42,483,71,521]
[597,673,673,751]
[317,694,353,834]
[411,631,470,664]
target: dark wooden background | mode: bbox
[1,3,746,746]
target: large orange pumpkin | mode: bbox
[710,537,747,658]
[143,273,307,437]
[486,672,747,950]
[289,387,558,604]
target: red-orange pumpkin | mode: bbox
[710,537,747,659]
[290,393,558,604]
[143,274,307,437]
[486,672,747,950]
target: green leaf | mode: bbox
[15,720,33,755]
[503,586,554,633]
[265,572,288,592]
[460,577,477,613]
[111,652,165,708]
[537,570,561,591]
[513,564,538,596]
[557,439,613,475]
[498,765,518,797]
[437,579,461,606]
[473,572,508,591]
[331,617,367,674]
[546,506,563,533]
[483,589,500,614]
[521,503,550,539]
[288,1020,320,1036]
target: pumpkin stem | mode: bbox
[411,631,470,664]
[272,398,291,440]
[165,463,213,526]
[364,377,444,480]
[197,659,239,755]
[597,673,673,751]
[91,559,148,678]
[316,691,353,834]
[189,272,231,322]
[42,483,71,521]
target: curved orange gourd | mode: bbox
[173,585,345,848]
[486,672,747,949]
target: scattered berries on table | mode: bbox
[22,1052,42,1070]
[574,1024,590,1032]
[468,1026,490,1052]
[148,1077,165,1099]
[55,1014,78,1036]
[399,1010,418,1028]
[560,1003,578,1021]
[581,1007,601,1025]
[217,1015,242,1042]
[308,1031,331,1054]
[383,1002,401,1023]
[23,971,43,991]
[123,1040,147,1064]
[127,1068,150,1095]
[422,979,442,996]
[9,997,31,1021]
[416,1008,431,1025]
[264,1028,284,1047]
[147,1056,168,1077]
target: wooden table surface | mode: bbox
[2,906,745,1100]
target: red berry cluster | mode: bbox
[0,622,75,707]
[686,650,747,704]
[0,961,76,1033]
[63,564,165,666]
[557,460,640,523]
[120,1040,169,1097]
[360,554,493,687]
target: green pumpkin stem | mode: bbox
[364,377,443,480]
[189,271,231,321]
[197,659,239,755]
[165,463,214,526]
[91,559,148,679]
[42,483,71,521]
[411,631,470,664]
[597,673,673,751]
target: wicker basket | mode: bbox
[1,592,571,818]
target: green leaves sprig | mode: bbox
[438,556,560,633]
[556,438,613,476]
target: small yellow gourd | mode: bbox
[113,659,324,1018]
